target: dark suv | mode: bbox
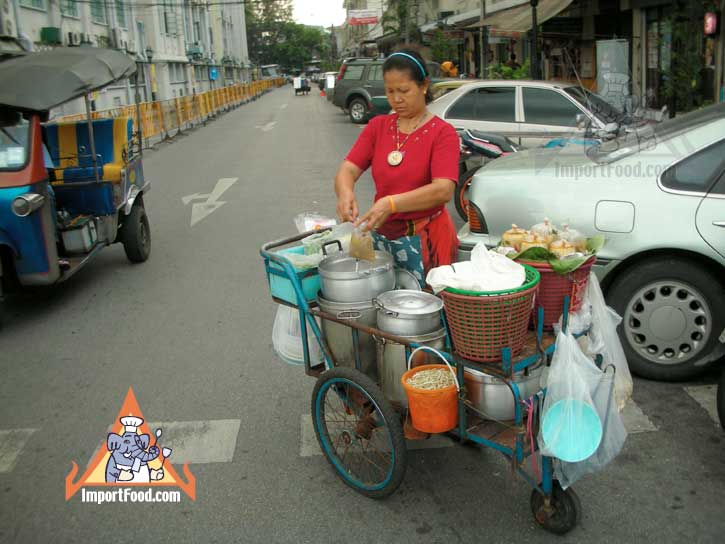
[333,59,442,124]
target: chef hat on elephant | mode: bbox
[120,416,144,433]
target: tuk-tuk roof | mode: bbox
[0,47,136,113]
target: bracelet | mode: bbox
[388,196,396,213]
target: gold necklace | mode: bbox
[387,112,428,167]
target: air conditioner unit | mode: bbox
[67,32,81,46]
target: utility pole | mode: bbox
[479,0,487,79]
[530,0,539,80]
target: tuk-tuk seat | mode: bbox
[42,117,132,184]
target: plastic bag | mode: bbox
[349,222,375,262]
[557,224,587,253]
[553,297,593,336]
[530,217,557,243]
[302,222,353,255]
[587,272,633,411]
[554,364,627,489]
[272,305,324,365]
[284,252,325,270]
[539,332,604,465]
[426,242,526,294]
[294,213,336,234]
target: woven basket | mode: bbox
[440,265,540,363]
[519,258,595,331]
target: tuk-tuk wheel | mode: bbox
[122,203,151,263]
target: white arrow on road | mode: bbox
[181,177,238,227]
[255,121,276,132]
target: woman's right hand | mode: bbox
[336,190,359,223]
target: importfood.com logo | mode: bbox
[65,388,196,503]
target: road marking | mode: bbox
[280,104,288,109]
[621,399,658,434]
[0,429,38,473]
[181,177,238,227]
[684,385,719,425]
[255,121,277,132]
[299,414,453,457]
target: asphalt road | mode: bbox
[1,87,724,544]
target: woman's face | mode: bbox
[384,69,428,118]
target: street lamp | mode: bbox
[145,46,157,101]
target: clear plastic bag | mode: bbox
[302,222,353,255]
[557,224,587,253]
[587,272,633,411]
[272,305,324,365]
[530,217,557,244]
[294,213,336,234]
[349,222,375,262]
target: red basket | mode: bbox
[519,258,595,331]
[440,282,539,363]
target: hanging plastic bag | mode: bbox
[530,217,558,244]
[349,222,375,262]
[539,331,604,464]
[554,364,627,489]
[587,273,633,411]
[272,305,324,366]
[302,222,353,255]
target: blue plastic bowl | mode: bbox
[541,398,603,463]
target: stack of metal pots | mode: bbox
[317,249,396,380]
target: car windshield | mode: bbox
[0,111,30,171]
[586,101,725,164]
[563,86,623,124]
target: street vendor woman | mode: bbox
[334,50,460,284]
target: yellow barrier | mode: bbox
[55,78,285,146]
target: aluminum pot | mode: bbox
[463,364,544,421]
[317,294,378,380]
[374,328,447,408]
[318,246,395,303]
[374,290,443,337]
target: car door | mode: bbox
[367,64,389,115]
[519,87,588,148]
[443,85,519,141]
[660,138,725,259]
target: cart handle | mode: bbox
[407,346,460,391]
[260,228,333,263]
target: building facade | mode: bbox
[2,0,251,114]
[340,0,386,57]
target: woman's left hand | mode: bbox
[356,198,394,232]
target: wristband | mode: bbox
[388,196,396,213]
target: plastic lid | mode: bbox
[375,290,442,315]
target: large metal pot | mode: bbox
[317,294,378,379]
[318,248,395,303]
[374,328,447,408]
[463,364,544,421]
[374,290,443,337]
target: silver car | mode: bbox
[428,80,629,148]
[458,102,725,381]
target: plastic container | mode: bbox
[272,305,324,366]
[267,246,321,305]
[541,398,602,462]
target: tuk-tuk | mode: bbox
[0,48,150,319]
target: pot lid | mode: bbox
[376,290,443,315]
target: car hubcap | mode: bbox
[351,103,365,120]
[624,280,712,365]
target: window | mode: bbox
[343,64,365,80]
[115,1,127,28]
[160,2,178,35]
[523,88,581,127]
[19,0,45,9]
[447,87,516,123]
[91,0,106,24]
[660,140,725,193]
[61,0,78,17]
[0,117,30,170]
[368,64,383,81]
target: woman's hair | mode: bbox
[382,49,433,104]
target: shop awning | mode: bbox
[466,0,574,32]
[420,8,483,33]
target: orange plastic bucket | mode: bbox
[401,347,459,433]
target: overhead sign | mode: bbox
[348,9,378,26]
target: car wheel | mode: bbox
[348,98,368,124]
[121,203,151,263]
[607,258,725,381]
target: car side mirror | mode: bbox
[575,113,587,129]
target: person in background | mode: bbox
[505,53,521,70]
[441,61,459,78]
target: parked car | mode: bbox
[427,80,639,148]
[332,58,443,124]
[458,102,725,381]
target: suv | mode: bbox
[333,59,442,124]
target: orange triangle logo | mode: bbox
[65,387,196,500]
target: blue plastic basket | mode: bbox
[266,246,320,306]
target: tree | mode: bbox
[430,29,456,63]
[245,0,294,64]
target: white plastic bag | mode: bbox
[272,305,324,366]
[302,222,353,255]
[426,242,525,293]
[294,212,336,234]
[539,332,604,464]
[554,365,627,489]
[587,273,633,411]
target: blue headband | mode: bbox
[388,52,427,78]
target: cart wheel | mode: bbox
[311,366,406,499]
[121,202,150,263]
[530,480,581,535]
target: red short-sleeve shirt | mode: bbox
[345,114,460,221]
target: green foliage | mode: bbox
[430,29,456,64]
[487,59,530,80]
[662,2,705,114]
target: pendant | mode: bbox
[387,150,404,166]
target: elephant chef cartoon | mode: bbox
[105,416,164,483]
